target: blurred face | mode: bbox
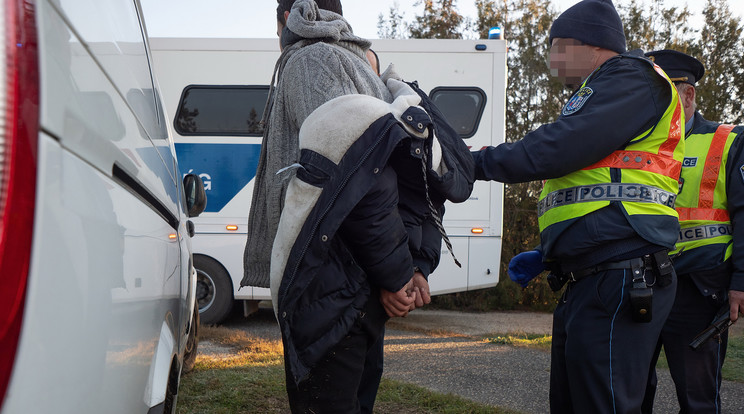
[549,38,596,89]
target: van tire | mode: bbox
[182,304,199,373]
[194,256,233,325]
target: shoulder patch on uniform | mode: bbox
[740,164,744,184]
[562,87,594,116]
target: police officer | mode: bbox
[471,0,683,412]
[641,49,744,414]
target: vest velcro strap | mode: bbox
[582,150,681,178]
[676,207,730,222]
[698,124,736,209]
[678,223,733,243]
[538,183,677,217]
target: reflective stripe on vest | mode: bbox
[538,183,676,217]
[582,101,683,179]
[678,223,733,243]
[675,124,735,222]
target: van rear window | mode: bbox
[174,86,269,136]
[429,87,486,139]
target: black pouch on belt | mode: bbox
[629,259,653,323]
[547,272,569,292]
[652,250,673,287]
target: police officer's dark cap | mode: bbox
[645,49,705,85]
[549,0,627,54]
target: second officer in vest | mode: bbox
[471,0,684,412]
[641,49,744,414]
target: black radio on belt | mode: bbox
[629,257,653,323]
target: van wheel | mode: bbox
[182,304,199,373]
[194,256,233,325]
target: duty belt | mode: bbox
[678,223,733,243]
[538,183,677,217]
[567,257,648,281]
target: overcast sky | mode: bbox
[141,0,743,40]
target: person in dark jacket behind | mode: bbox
[270,76,472,412]
[470,0,683,412]
[641,49,744,414]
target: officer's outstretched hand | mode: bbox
[508,250,546,288]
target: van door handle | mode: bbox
[187,220,195,237]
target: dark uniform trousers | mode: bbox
[284,298,388,414]
[550,266,677,413]
[642,275,728,414]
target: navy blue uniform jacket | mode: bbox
[472,50,673,269]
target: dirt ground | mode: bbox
[199,307,744,413]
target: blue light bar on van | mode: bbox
[488,26,503,39]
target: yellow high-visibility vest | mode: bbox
[672,124,738,261]
[538,59,684,249]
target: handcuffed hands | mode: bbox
[380,272,431,318]
[381,278,416,318]
[411,272,431,308]
[508,250,546,288]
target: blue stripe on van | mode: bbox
[175,143,261,212]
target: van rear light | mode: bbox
[0,0,39,405]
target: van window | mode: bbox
[175,86,269,136]
[430,87,486,139]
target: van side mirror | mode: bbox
[183,174,207,217]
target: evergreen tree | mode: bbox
[409,0,466,39]
[617,0,744,123]
[692,0,744,123]
[617,0,694,52]
[377,2,408,39]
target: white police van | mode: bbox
[0,1,205,413]
[150,37,507,325]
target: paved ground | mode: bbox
[211,307,744,413]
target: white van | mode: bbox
[150,37,507,324]
[0,1,205,413]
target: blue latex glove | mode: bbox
[508,250,546,288]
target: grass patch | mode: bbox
[376,378,519,413]
[176,331,286,413]
[177,364,287,413]
[177,328,510,413]
[484,332,552,351]
[723,332,744,383]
